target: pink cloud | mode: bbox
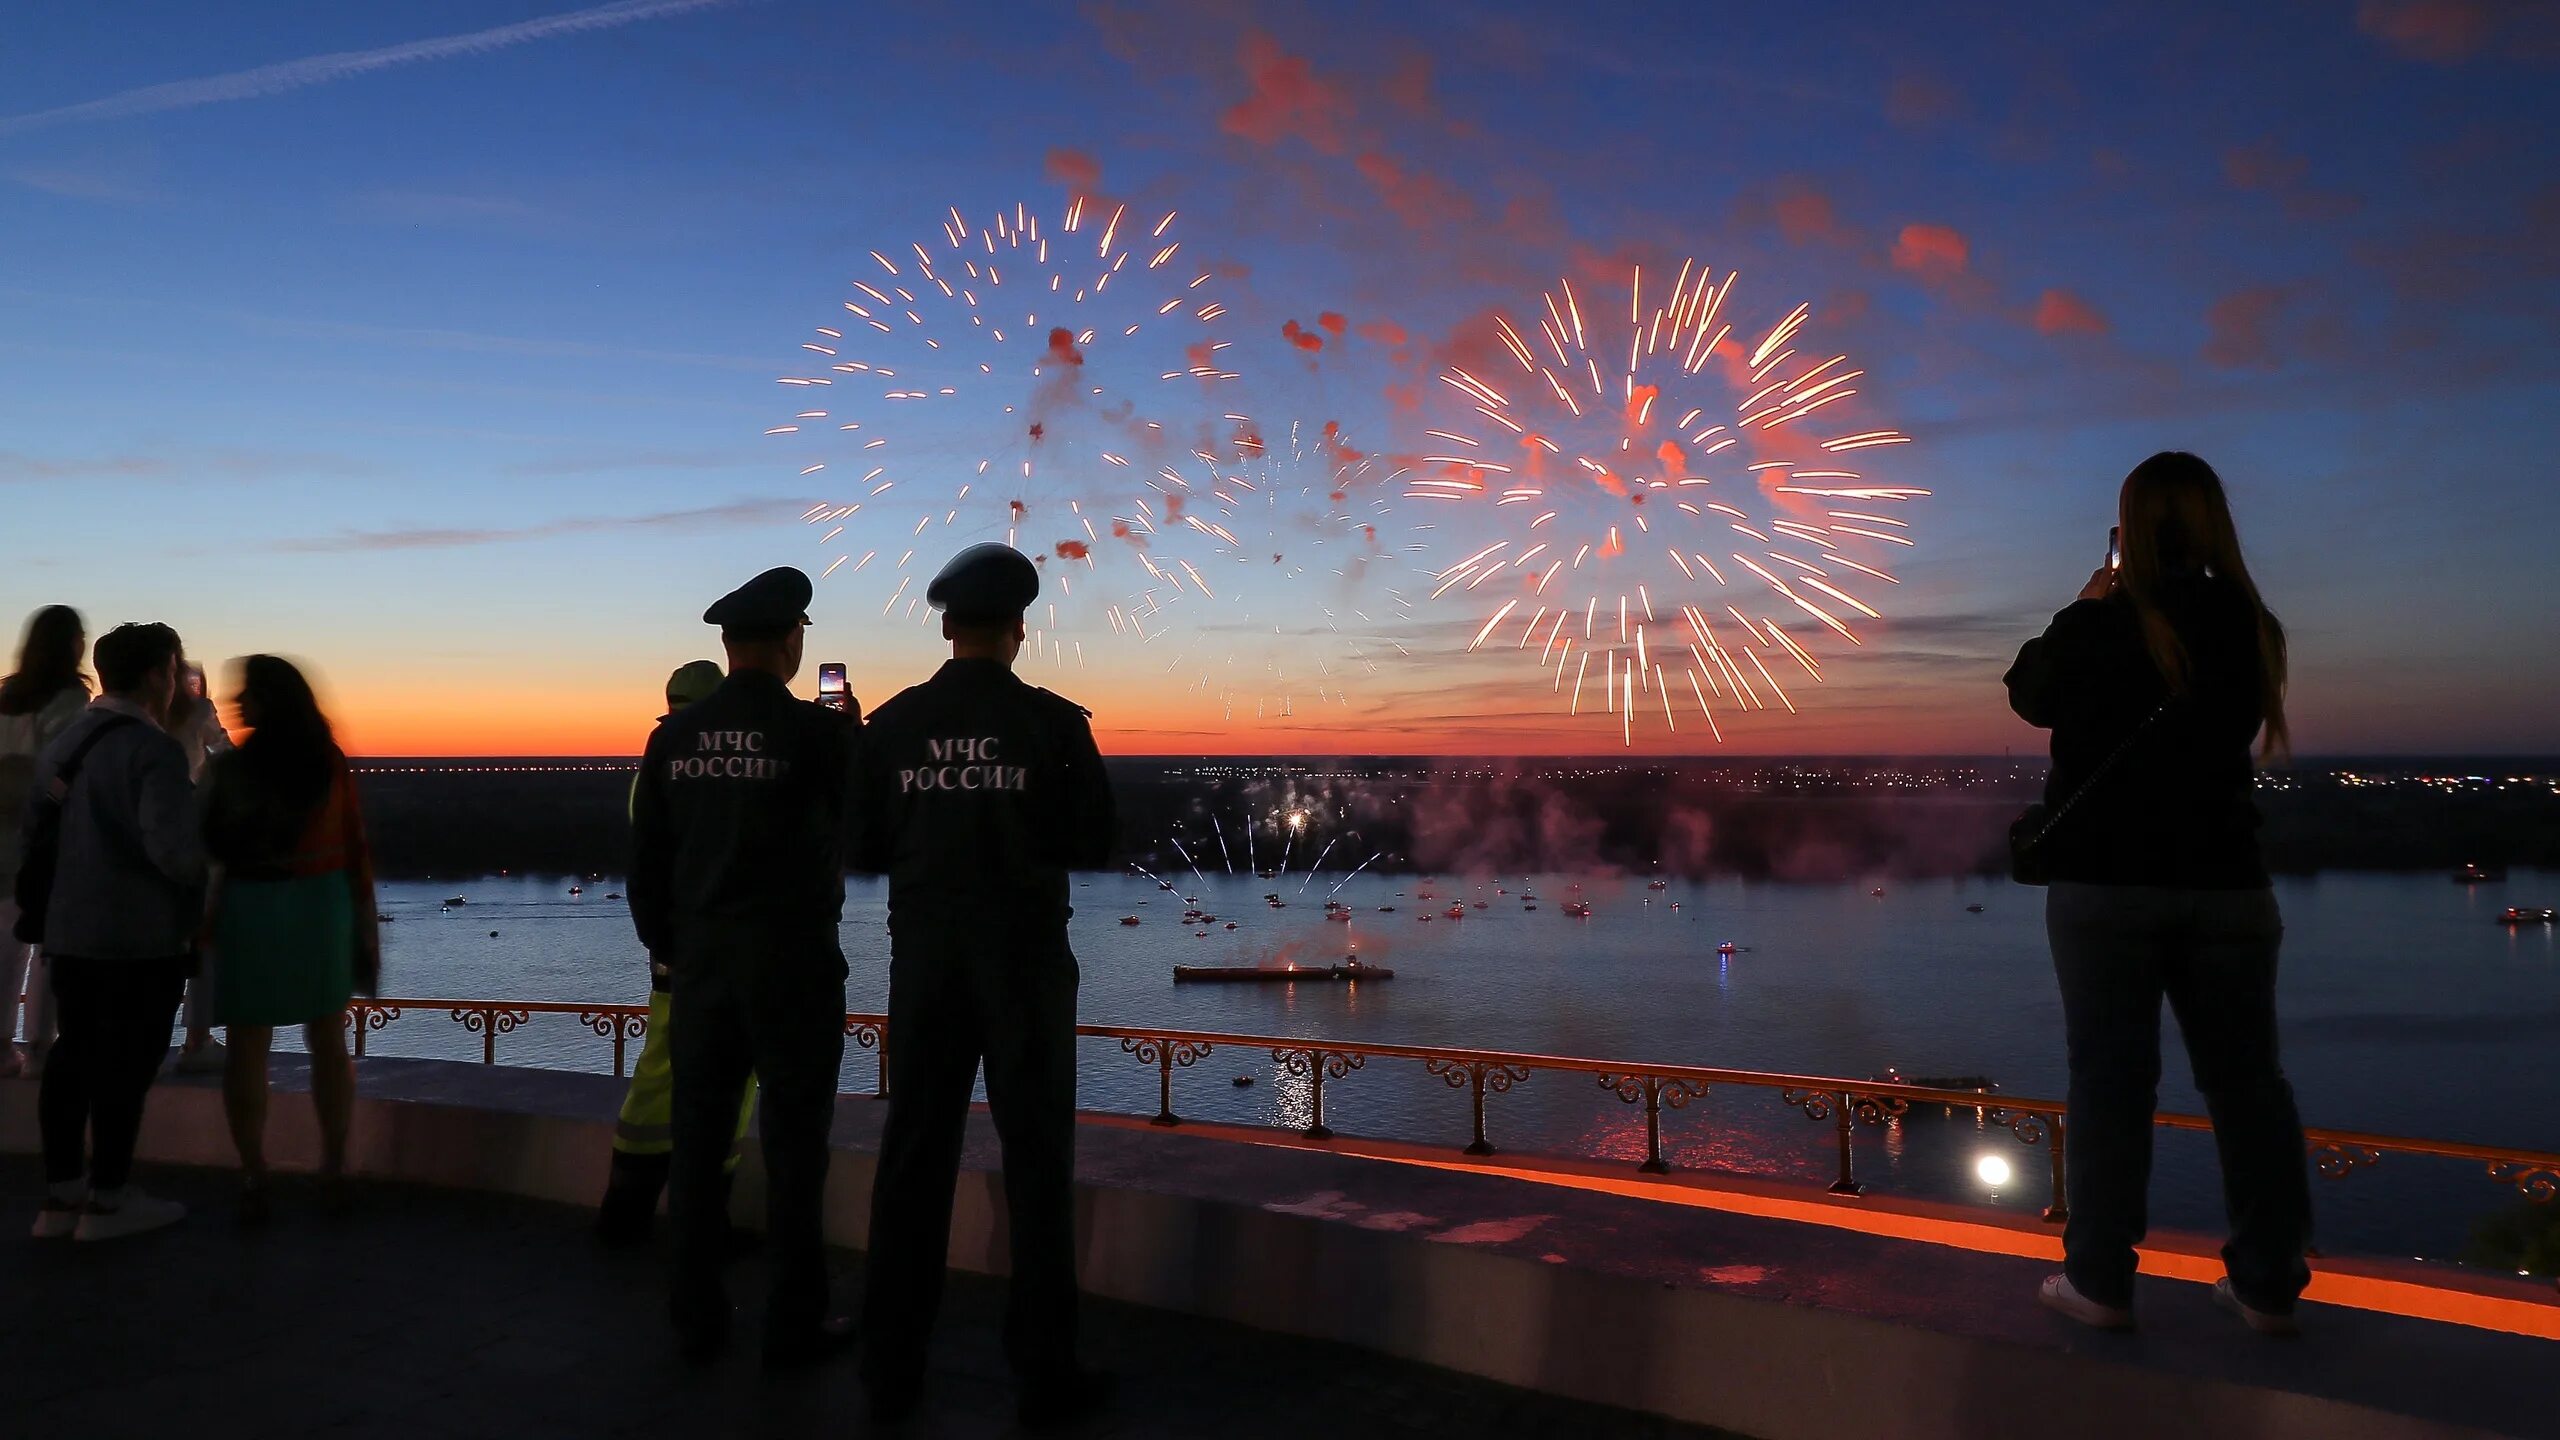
[2033,288,2110,336]
[2203,287,2288,369]
[2357,0,2491,62]
[1220,33,1353,153]
[1890,223,1971,282]
[1771,181,1851,246]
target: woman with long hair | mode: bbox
[2006,452,2309,1335]
[0,605,90,1077]
[199,656,378,1219]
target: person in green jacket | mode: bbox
[594,660,757,1247]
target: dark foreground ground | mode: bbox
[0,1156,1732,1440]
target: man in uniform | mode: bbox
[855,543,1116,1429]
[629,568,860,1367]
[596,660,759,1249]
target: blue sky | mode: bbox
[2,0,2554,754]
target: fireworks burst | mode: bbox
[777,196,1240,664]
[1105,419,1426,722]
[1412,263,1922,744]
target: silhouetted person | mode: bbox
[630,568,861,1368]
[19,622,205,1241]
[2006,451,2310,1335]
[200,656,377,1222]
[597,659,758,1248]
[170,657,234,1074]
[1,604,88,1078]
[856,544,1116,1429]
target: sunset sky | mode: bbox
[3,1,2554,756]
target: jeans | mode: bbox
[2047,883,2311,1311]
[665,959,845,1343]
[861,926,1081,1388]
[38,955,191,1191]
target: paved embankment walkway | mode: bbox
[0,1153,1730,1439]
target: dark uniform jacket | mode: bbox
[630,670,860,974]
[2004,574,2270,889]
[854,658,1114,934]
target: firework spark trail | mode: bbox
[1213,814,1233,874]
[1113,420,1422,724]
[777,195,1239,663]
[1415,263,1923,744]
[1326,851,1384,898]
[1170,839,1208,887]
[1298,836,1341,891]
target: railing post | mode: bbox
[1156,1043,1177,1125]
[1274,1047,1361,1141]
[1830,1090,1862,1196]
[846,1017,887,1098]
[2045,1114,2069,1223]
[1466,1067,1492,1155]
[1119,1036,1210,1126]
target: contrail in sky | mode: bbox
[0,0,742,139]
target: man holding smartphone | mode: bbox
[629,566,862,1368]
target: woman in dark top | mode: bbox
[200,657,378,1220]
[2005,452,2310,1335]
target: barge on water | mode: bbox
[1173,962,1394,984]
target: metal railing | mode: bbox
[345,997,2560,1228]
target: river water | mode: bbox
[349,867,2559,1266]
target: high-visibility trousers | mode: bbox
[615,988,756,1169]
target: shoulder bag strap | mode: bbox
[2026,700,2170,849]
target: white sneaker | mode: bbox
[30,1199,81,1240]
[2038,1273,2134,1329]
[74,1188,186,1242]
[172,1039,227,1075]
[2214,1277,2301,1336]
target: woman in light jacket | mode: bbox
[0,605,89,1078]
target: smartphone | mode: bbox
[184,662,207,700]
[2106,525,2121,572]
[817,661,850,714]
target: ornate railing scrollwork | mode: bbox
[328,999,2560,1253]
[342,1002,400,1058]
[1120,1036,1214,1126]
[2486,1161,2560,1203]
[1272,1047,1365,1139]
[845,1018,887,1096]
[2313,1142,2384,1181]
[578,1009,649,1078]
[1782,1089,1908,1196]
[1599,1073,1709,1174]
[449,1006,531,1066]
[1426,1058,1531,1156]
[1987,1108,2069,1222]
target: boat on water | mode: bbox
[1647,880,1667,891]
[1876,1068,2000,1098]
[1173,962,1394,983]
[1716,941,1737,955]
[1325,911,1350,922]
[1563,901,1593,918]
[2458,862,2507,883]
[443,896,468,907]
[1443,904,1466,919]
[1119,916,1142,926]
[568,885,583,896]
[2501,907,2557,925]
[1965,904,1984,913]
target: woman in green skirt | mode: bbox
[201,656,378,1220]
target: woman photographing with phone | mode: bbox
[2005,451,2311,1335]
